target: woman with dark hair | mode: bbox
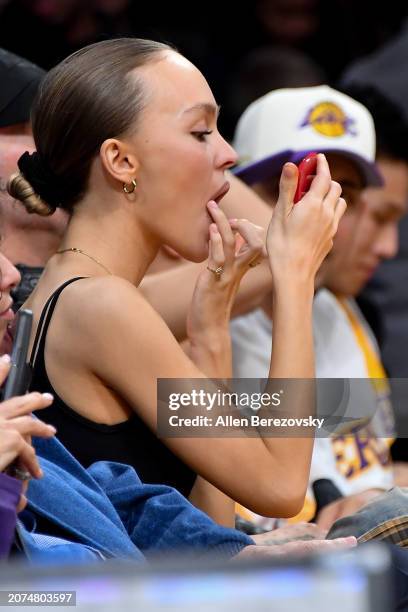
[8,38,345,524]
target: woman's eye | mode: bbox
[191,130,213,142]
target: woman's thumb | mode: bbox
[276,162,298,217]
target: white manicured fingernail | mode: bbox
[1,354,11,363]
[42,393,54,401]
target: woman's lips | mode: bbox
[212,181,230,204]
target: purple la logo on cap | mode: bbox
[300,101,357,138]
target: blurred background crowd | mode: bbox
[0,0,407,138]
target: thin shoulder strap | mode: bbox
[30,277,87,368]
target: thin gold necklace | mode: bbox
[56,247,112,275]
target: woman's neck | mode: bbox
[58,197,160,286]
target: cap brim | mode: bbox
[233,148,383,188]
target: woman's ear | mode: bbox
[99,138,140,185]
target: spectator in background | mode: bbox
[255,0,320,46]
[225,44,326,134]
[0,0,133,68]
[0,250,20,354]
[231,85,403,531]
[1,1,406,141]
[337,85,408,352]
[339,30,408,464]
[253,0,408,81]
[0,49,68,311]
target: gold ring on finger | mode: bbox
[207,265,224,279]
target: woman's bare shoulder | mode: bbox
[57,275,165,329]
[54,274,197,385]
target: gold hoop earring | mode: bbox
[123,178,137,194]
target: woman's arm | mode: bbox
[189,478,235,528]
[181,212,264,526]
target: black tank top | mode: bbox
[30,277,196,497]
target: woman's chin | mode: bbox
[183,242,209,264]
[167,234,209,264]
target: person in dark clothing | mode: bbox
[338,76,408,466]
[340,29,408,384]
[0,48,68,320]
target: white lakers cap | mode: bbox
[233,85,383,186]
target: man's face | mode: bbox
[322,154,408,296]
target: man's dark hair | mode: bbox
[0,48,45,128]
[340,84,408,162]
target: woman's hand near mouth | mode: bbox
[185,199,266,379]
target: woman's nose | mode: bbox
[216,134,238,171]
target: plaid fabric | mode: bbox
[358,516,408,546]
[327,487,408,547]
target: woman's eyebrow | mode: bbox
[181,103,221,118]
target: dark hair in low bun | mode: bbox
[8,37,173,215]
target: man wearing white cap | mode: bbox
[231,85,405,531]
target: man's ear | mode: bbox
[99,138,140,185]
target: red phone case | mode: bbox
[294,152,318,203]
